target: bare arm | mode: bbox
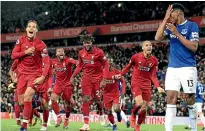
[155,5,173,41]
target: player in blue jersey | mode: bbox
[155,3,199,131]
[185,82,205,130]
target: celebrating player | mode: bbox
[70,35,107,131]
[34,57,53,131]
[185,81,205,130]
[9,59,21,126]
[155,3,199,131]
[119,40,164,131]
[100,56,126,131]
[51,48,78,128]
[11,20,50,131]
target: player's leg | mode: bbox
[14,90,21,125]
[62,86,72,129]
[135,89,151,131]
[21,87,36,130]
[80,77,92,131]
[104,97,117,131]
[119,96,130,127]
[129,87,143,128]
[196,103,205,130]
[165,68,181,131]
[40,92,50,131]
[113,97,122,122]
[51,92,61,127]
[181,67,198,131]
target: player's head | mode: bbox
[26,20,38,38]
[142,40,152,55]
[170,3,185,24]
[107,56,114,67]
[56,48,65,60]
[81,35,95,52]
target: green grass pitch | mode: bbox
[1,119,203,131]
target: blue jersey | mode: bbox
[165,20,199,68]
[118,80,122,96]
[196,82,205,103]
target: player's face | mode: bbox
[108,58,114,67]
[56,48,65,60]
[170,10,180,24]
[26,22,38,38]
[143,42,152,55]
[83,41,92,52]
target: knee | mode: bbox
[24,93,33,102]
[51,94,57,102]
[18,101,24,106]
[83,96,90,103]
[42,100,48,109]
[140,104,147,112]
[166,95,177,104]
[136,100,143,107]
[185,93,195,105]
[114,105,121,113]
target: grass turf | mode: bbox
[1,119,203,131]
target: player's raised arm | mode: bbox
[121,56,135,75]
[155,5,173,41]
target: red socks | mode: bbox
[65,108,70,119]
[52,101,60,115]
[43,109,49,126]
[22,101,32,129]
[82,102,90,124]
[137,109,146,125]
[132,105,141,116]
[108,113,115,124]
[14,104,20,119]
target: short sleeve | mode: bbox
[189,22,199,42]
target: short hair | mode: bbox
[80,34,95,43]
[26,20,39,30]
[172,3,185,13]
[141,40,152,47]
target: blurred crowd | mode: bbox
[1,1,205,33]
[1,42,205,116]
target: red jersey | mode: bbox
[72,47,106,79]
[11,36,50,77]
[43,57,53,76]
[52,57,77,86]
[121,52,159,88]
[103,62,126,95]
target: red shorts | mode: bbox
[81,76,103,100]
[131,85,151,102]
[17,73,41,95]
[53,83,72,101]
[14,89,18,102]
[103,94,120,110]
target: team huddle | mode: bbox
[8,3,205,131]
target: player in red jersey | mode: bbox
[101,56,126,131]
[51,48,78,129]
[11,20,50,131]
[9,59,21,126]
[70,35,107,131]
[119,41,164,131]
[34,57,53,131]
